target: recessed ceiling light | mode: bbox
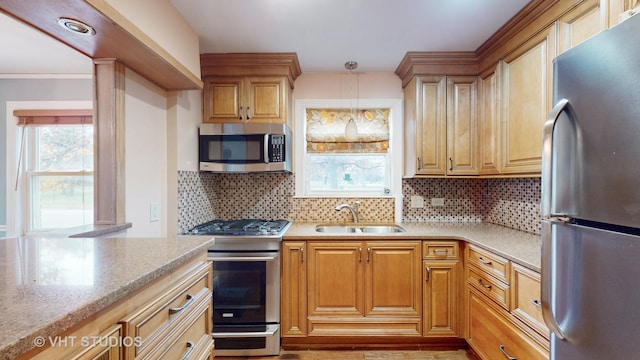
[57,17,96,36]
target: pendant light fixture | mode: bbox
[344,60,359,141]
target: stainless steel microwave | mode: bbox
[199,123,292,173]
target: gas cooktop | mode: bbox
[187,219,290,236]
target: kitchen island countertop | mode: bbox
[285,222,541,272]
[0,235,215,360]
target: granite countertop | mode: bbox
[285,222,541,272]
[0,235,215,360]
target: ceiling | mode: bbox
[0,0,531,75]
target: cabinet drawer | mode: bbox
[123,261,212,359]
[468,290,548,360]
[468,266,509,310]
[511,264,549,339]
[423,241,459,259]
[143,293,213,359]
[467,246,510,283]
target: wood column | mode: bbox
[93,59,126,225]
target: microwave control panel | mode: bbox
[269,135,286,162]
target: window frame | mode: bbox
[4,101,93,236]
[25,124,94,232]
[294,99,403,208]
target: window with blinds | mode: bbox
[303,107,392,196]
[14,109,94,232]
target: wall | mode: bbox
[1,78,93,232]
[123,69,169,237]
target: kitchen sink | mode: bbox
[315,224,406,234]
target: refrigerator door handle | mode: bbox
[541,220,567,340]
[541,98,573,217]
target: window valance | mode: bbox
[305,108,390,153]
[14,109,93,126]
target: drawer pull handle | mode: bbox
[169,293,195,314]
[478,279,492,290]
[179,341,195,360]
[532,299,541,307]
[433,249,449,255]
[499,344,516,360]
[478,257,492,266]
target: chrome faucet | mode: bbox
[335,200,360,223]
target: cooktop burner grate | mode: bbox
[187,219,290,236]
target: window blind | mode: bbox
[305,108,390,153]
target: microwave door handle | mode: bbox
[264,134,270,163]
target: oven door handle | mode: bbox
[208,256,278,262]
[213,324,279,338]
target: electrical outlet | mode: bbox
[431,198,445,206]
[149,203,160,222]
[410,195,424,208]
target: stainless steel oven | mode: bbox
[188,219,290,357]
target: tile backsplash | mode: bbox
[177,171,541,235]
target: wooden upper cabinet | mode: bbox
[203,77,243,122]
[200,53,301,124]
[477,64,501,175]
[558,0,607,54]
[608,0,640,27]
[246,76,286,122]
[407,75,447,175]
[203,76,286,123]
[446,76,478,175]
[500,24,556,174]
[404,75,477,176]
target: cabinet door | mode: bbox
[365,241,421,317]
[478,64,501,175]
[424,260,459,337]
[281,241,307,336]
[501,25,556,174]
[307,241,364,317]
[415,75,447,175]
[446,76,478,175]
[558,0,606,54]
[202,77,244,123]
[608,0,640,27]
[245,76,286,123]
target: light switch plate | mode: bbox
[150,203,160,222]
[431,198,445,206]
[410,195,424,208]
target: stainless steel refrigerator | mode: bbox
[541,13,640,360]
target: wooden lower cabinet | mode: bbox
[306,241,422,336]
[18,256,214,360]
[281,240,424,340]
[422,241,461,337]
[467,288,548,360]
[281,241,307,336]
[423,260,459,337]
